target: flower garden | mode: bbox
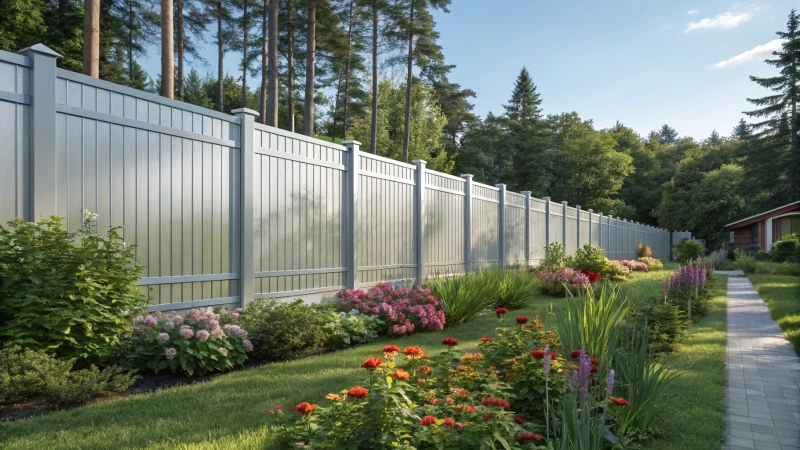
[0,216,730,450]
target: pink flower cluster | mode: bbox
[133,309,253,352]
[538,268,591,289]
[338,283,446,336]
[617,259,649,272]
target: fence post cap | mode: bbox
[542,196,550,201]
[520,190,531,195]
[411,159,427,165]
[460,173,473,179]
[576,205,581,209]
[588,209,593,212]
[19,43,61,58]
[342,140,362,145]
[495,183,506,188]
[231,107,259,116]
[561,200,568,205]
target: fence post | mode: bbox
[232,108,258,307]
[413,159,427,285]
[522,191,531,267]
[561,201,567,249]
[497,184,506,267]
[576,205,581,248]
[462,174,473,273]
[344,140,361,289]
[598,213,603,249]
[588,209,593,246]
[543,197,551,247]
[20,44,61,220]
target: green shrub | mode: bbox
[241,299,329,362]
[636,257,664,271]
[0,345,136,405]
[755,250,773,261]
[627,297,688,354]
[771,234,799,262]
[313,304,381,348]
[0,214,148,365]
[570,244,610,274]
[603,260,632,281]
[715,261,739,271]
[636,243,652,258]
[539,242,568,272]
[778,264,800,276]
[481,268,536,309]
[673,239,705,263]
[426,271,496,324]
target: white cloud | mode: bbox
[713,39,785,68]
[685,11,752,32]
[687,9,699,15]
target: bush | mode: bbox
[338,284,446,335]
[618,260,649,272]
[735,252,759,274]
[637,257,664,271]
[241,299,329,362]
[755,250,773,261]
[603,260,632,281]
[123,309,252,375]
[538,268,591,296]
[627,298,688,355]
[0,214,149,365]
[636,243,652,258]
[313,304,381,348]
[0,345,136,405]
[715,261,739,271]
[570,244,609,274]
[772,234,799,263]
[483,268,537,309]
[673,239,705,263]
[426,272,496,324]
[539,242,568,272]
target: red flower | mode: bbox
[392,369,410,380]
[495,307,507,316]
[418,365,431,374]
[442,337,459,347]
[591,358,598,365]
[479,337,493,343]
[512,414,527,424]
[481,397,511,410]
[531,350,545,359]
[295,402,318,416]
[570,350,581,358]
[430,398,439,404]
[456,404,476,413]
[482,413,494,421]
[347,386,369,399]
[610,397,631,407]
[361,357,383,370]
[420,415,438,426]
[403,346,423,357]
[446,397,454,403]
[442,418,457,428]
[549,351,559,360]
[515,432,543,443]
[382,345,400,355]
[538,324,545,329]
[579,269,601,282]
[590,366,598,373]
[516,316,529,324]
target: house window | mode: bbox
[750,223,759,250]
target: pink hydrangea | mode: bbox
[338,283,445,336]
[617,260,649,272]
[165,348,177,359]
[243,339,254,351]
[156,332,170,342]
[196,330,210,341]
[179,326,194,339]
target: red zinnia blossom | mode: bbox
[442,337,459,347]
[515,432,543,443]
[591,358,598,365]
[430,398,439,404]
[347,386,369,399]
[418,365,431,374]
[516,316,529,324]
[479,337,493,343]
[512,414,527,424]
[295,402,318,416]
[442,418,457,428]
[531,350,545,359]
[549,351,559,360]
[382,344,400,355]
[590,366,598,373]
[495,307,507,316]
[570,350,581,358]
[610,397,630,407]
[420,415,438,426]
[456,404,476,413]
[446,397,454,403]
[482,413,494,421]
[481,397,511,410]
[361,357,383,370]
[392,369,410,380]
[403,346,423,357]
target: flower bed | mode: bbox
[338,283,446,335]
[537,268,591,296]
[617,259,649,272]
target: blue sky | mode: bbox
[142,1,796,140]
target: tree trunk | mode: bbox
[342,0,354,138]
[241,0,248,108]
[266,0,279,126]
[83,0,100,78]
[177,0,185,100]
[332,73,342,140]
[161,0,175,98]
[370,0,378,154]
[259,4,267,124]
[216,0,224,112]
[99,0,111,78]
[792,82,798,198]
[128,0,134,83]
[402,0,413,162]
[286,0,295,132]
[303,0,316,136]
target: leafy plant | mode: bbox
[539,242,568,272]
[123,309,252,376]
[0,345,136,405]
[636,243,652,258]
[242,298,329,361]
[483,268,537,309]
[754,250,773,261]
[0,213,149,365]
[603,260,632,281]
[570,244,609,274]
[772,233,799,262]
[426,272,496,324]
[314,304,381,348]
[636,257,663,271]
[538,268,591,297]
[673,239,705,263]
[338,283,446,334]
[627,297,688,355]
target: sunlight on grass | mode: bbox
[749,274,800,356]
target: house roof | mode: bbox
[725,200,800,229]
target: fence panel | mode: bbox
[565,205,578,254]
[579,210,590,248]
[425,172,465,277]
[529,197,548,264]
[505,191,526,266]
[0,51,30,223]
[471,183,500,269]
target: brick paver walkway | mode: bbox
[725,276,800,450]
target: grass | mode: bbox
[749,274,800,356]
[0,266,716,450]
[642,274,728,450]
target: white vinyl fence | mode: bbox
[0,45,690,311]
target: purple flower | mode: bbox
[570,370,579,396]
[196,330,210,341]
[243,339,254,351]
[542,344,552,377]
[144,316,158,327]
[578,348,591,398]
[164,321,176,330]
[179,326,194,339]
[165,348,177,359]
[156,332,170,342]
[606,369,615,394]
[172,315,184,325]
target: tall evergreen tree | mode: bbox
[732,119,752,141]
[303,0,317,135]
[113,0,158,87]
[175,0,210,100]
[657,124,679,144]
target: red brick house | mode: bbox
[726,201,800,251]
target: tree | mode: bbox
[732,119,752,141]
[183,69,215,108]
[266,0,279,125]
[113,0,158,87]
[84,0,101,77]
[0,0,46,53]
[161,0,175,98]
[657,124,679,145]
[207,0,235,111]
[303,0,317,136]
[744,9,800,199]
[175,0,210,100]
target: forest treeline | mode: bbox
[0,1,797,249]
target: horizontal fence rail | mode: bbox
[0,45,690,311]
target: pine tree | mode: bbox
[113,0,158,87]
[503,67,541,127]
[0,0,46,52]
[161,0,175,98]
[303,0,317,136]
[175,0,210,100]
[744,9,800,199]
[732,119,752,141]
[266,0,279,125]
[657,124,679,144]
[205,0,235,111]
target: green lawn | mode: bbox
[749,274,800,356]
[643,274,728,450]
[0,267,722,450]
